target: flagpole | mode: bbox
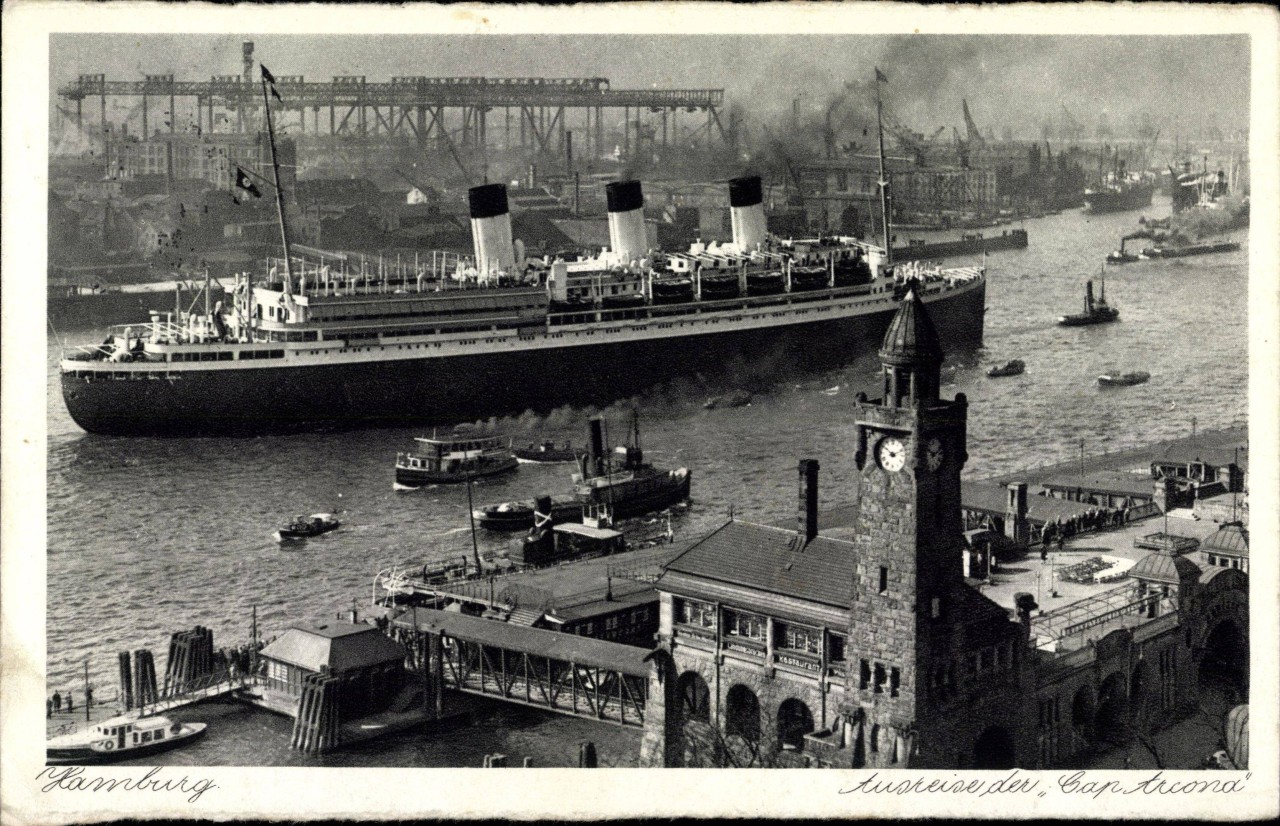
[874,68,893,267]
[260,67,294,295]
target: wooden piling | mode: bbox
[118,651,133,711]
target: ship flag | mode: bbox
[875,67,888,83]
[260,64,283,101]
[234,167,263,198]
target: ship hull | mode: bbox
[1083,184,1155,214]
[62,282,985,436]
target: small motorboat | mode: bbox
[512,441,583,464]
[47,714,206,765]
[474,496,583,532]
[987,359,1026,378]
[1097,371,1150,387]
[704,391,753,410]
[275,513,341,542]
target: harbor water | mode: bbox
[44,196,1249,765]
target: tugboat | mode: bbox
[274,513,341,542]
[986,359,1026,378]
[1097,371,1150,387]
[1058,278,1119,326]
[395,434,518,487]
[47,714,207,764]
[474,412,691,531]
[512,441,583,464]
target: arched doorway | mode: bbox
[1129,660,1152,723]
[1096,671,1129,743]
[676,671,711,723]
[673,671,713,767]
[1199,619,1248,702]
[1071,684,1096,743]
[723,684,763,766]
[777,698,815,752]
[973,725,1016,769]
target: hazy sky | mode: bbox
[50,33,1251,138]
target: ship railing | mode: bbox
[264,251,534,298]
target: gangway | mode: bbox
[385,607,653,727]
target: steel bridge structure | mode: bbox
[57,73,729,159]
[387,606,653,728]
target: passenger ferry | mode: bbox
[46,714,207,764]
[394,434,518,487]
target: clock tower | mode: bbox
[843,286,981,767]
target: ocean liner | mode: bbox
[59,73,985,437]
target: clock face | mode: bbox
[877,437,907,472]
[926,438,944,471]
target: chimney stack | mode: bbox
[588,417,606,478]
[728,175,767,251]
[468,183,516,283]
[798,459,819,543]
[605,180,646,262]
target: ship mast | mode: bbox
[874,68,893,266]
[260,65,293,294]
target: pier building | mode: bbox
[638,289,1249,769]
[257,622,409,717]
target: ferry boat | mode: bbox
[46,714,206,764]
[394,434,518,487]
[58,72,986,437]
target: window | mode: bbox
[890,667,901,698]
[860,659,871,690]
[873,663,887,693]
[879,566,889,594]
[724,609,765,640]
[678,599,717,629]
[828,633,846,663]
[778,623,820,654]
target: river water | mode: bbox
[43,195,1249,765]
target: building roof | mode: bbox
[1038,469,1154,498]
[296,178,382,207]
[961,481,1116,524]
[259,622,405,673]
[1202,523,1249,557]
[1151,443,1247,471]
[660,520,857,609]
[1129,550,1201,585]
[879,288,944,367]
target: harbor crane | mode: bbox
[962,99,986,148]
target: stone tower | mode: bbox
[843,288,1026,769]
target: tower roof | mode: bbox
[1203,522,1249,557]
[880,286,945,367]
[1130,549,1202,585]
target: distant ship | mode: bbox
[58,70,986,437]
[1083,175,1155,214]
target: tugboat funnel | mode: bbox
[729,175,767,251]
[605,180,646,263]
[469,183,516,283]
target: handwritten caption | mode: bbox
[38,766,218,803]
[840,769,1252,799]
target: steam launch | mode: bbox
[59,71,985,436]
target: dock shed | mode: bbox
[259,622,407,716]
